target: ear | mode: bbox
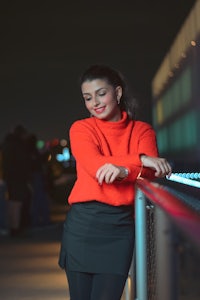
[115,86,122,103]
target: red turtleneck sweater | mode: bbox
[68,111,159,206]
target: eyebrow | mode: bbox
[82,87,107,95]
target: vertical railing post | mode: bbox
[155,207,178,300]
[135,188,147,300]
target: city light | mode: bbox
[60,139,67,147]
[36,140,45,150]
[56,147,70,162]
[166,173,200,188]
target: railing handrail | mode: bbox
[136,178,200,250]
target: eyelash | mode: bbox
[84,92,106,101]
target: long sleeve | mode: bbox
[70,119,158,181]
[68,113,159,206]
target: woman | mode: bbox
[59,64,172,300]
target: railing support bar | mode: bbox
[135,188,147,300]
[155,207,178,300]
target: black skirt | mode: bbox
[58,201,135,276]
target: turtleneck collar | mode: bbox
[93,111,130,130]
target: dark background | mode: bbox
[0,0,196,142]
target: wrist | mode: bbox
[123,168,129,178]
[117,167,129,180]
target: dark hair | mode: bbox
[80,64,137,119]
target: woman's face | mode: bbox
[81,79,122,122]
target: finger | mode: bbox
[104,172,113,183]
[96,166,103,180]
[154,163,167,177]
[154,169,163,177]
[161,161,172,176]
[108,172,118,183]
[105,167,119,183]
[96,164,110,179]
[155,162,172,178]
[166,164,172,177]
[96,168,105,185]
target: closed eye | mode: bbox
[84,97,91,101]
[98,91,106,97]
[82,94,92,101]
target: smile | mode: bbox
[94,106,106,114]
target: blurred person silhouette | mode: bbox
[2,125,32,236]
[26,133,50,228]
[0,144,9,235]
[58,64,172,300]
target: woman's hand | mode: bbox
[96,163,128,185]
[140,155,172,178]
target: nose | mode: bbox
[93,96,100,106]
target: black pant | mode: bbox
[65,270,127,300]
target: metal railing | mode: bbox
[122,177,200,300]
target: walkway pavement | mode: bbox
[0,203,130,300]
[0,204,69,300]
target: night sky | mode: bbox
[0,0,196,143]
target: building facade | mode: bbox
[152,0,200,172]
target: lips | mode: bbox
[94,106,106,114]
